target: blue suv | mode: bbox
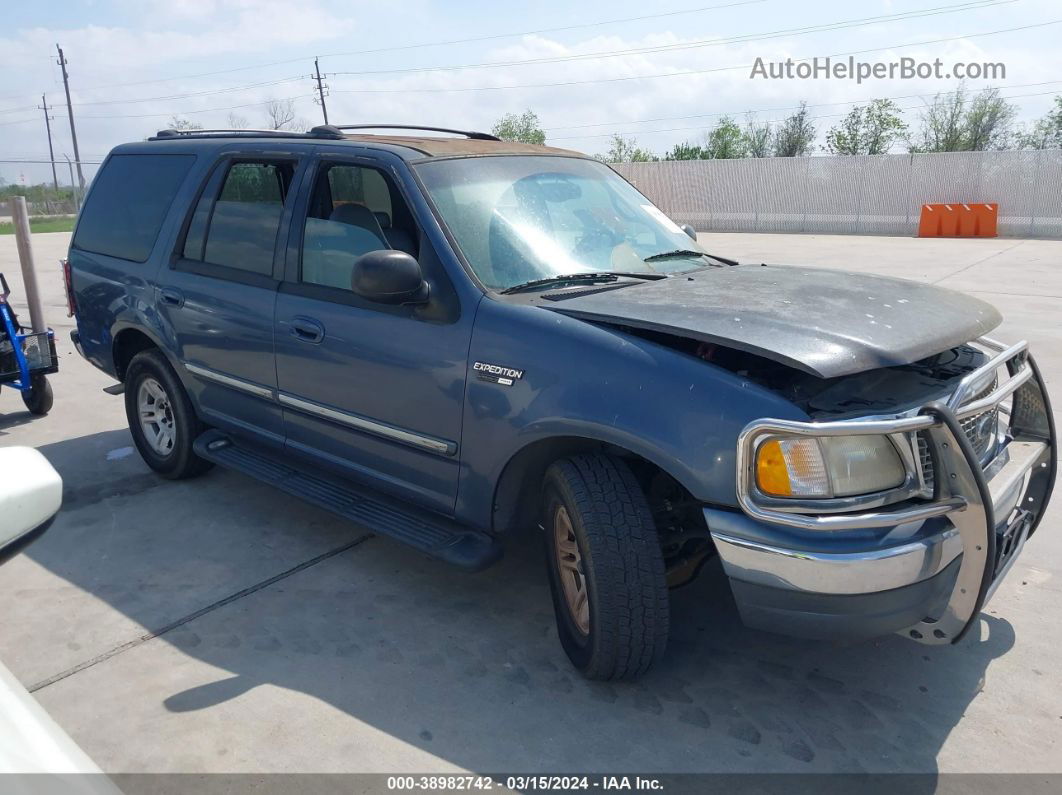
[67,124,1055,679]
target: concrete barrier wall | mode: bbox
[613,149,1062,238]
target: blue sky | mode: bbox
[1,0,1059,184]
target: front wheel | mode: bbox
[543,454,670,680]
[22,374,53,415]
[124,349,212,480]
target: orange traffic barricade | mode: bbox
[918,203,997,238]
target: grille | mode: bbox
[961,407,1000,462]
[917,434,935,488]
[917,376,1001,489]
[960,376,1000,464]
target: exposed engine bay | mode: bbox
[617,325,989,419]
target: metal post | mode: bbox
[10,197,47,333]
[801,156,811,233]
[1029,149,1042,237]
[904,153,914,233]
[39,95,59,192]
[56,45,85,190]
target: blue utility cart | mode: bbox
[0,273,56,415]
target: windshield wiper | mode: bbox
[643,249,707,263]
[499,271,662,295]
[643,249,739,267]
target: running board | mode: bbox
[192,430,502,571]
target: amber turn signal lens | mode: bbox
[756,438,793,497]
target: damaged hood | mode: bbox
[545,264,1002,378]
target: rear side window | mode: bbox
[182,160,293,276]
[73,154,195,263]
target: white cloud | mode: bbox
[0,1,1059,183]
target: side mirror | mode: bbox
[0,447,62,565]
[681,224,698,241]
[351,249,430,305]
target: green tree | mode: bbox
[1018,96,1062,148]
[704,116,747,159]
[600,134,656,163]
[491,109,546,145]
[665,141,707,160]
[964,87,1017,150]
[908,85,1017,152]
[824,99,908,155]
[772,101,817,156]
[0,181,74,203]
[743,113,772,158]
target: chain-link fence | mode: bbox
[614,149,1062,238]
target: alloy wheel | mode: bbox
[554,505,590,636]
[138,377,176,456]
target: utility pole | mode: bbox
[56,44,85,190]
[313,57,330,125]
[38,95,59,192]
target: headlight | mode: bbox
[755,434,906,498]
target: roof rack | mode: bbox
[148,124,502,144]
[150,125,346,141]
[335,124,501,141]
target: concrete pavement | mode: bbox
[0,231,1059,775]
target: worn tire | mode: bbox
[124,349,212,480]
[542,454,669,680]
[21,374,53,415]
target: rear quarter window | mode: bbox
[73,153,196,263]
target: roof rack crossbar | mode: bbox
[150,125,345,141]
[335,124,501,141]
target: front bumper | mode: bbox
[710,338,1055,644]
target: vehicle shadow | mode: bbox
[16,429,1014,777]
[0,405,38,433]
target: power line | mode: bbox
[0,104,38,116]
[20,0,771,99]
[0,116,40,128]
[0,0,1017,116]
[68,75,305,108]
[75,94,312,120]
[543,79,1062,132]
[329,19,1062,94]
[330,0,1012,78]
[549,88,1062,142]
[317,0,771,59]
[0,158,103,165]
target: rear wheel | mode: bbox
[21,374,53,415]
[124,349,212,480]
[543,454,670,680]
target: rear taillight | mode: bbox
[61,258,76,317]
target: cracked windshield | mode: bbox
[417,155,715,290]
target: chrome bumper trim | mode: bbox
[710,526,962,595]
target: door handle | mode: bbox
[159,288,184,308]
[289,317,325,343]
